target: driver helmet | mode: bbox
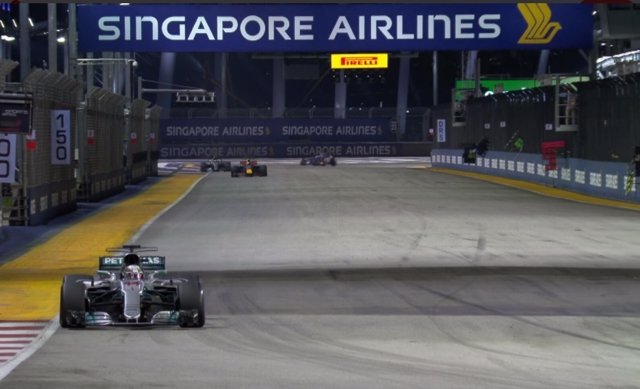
[122,264,144,280]
[123,253,141,267]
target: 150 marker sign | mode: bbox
[51,110,71,165]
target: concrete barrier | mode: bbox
[432,149,640,203]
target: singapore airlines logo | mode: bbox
[518,3,562,44]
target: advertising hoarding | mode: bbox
[78,4,593,52]
[160,143,419,159]
[159,118,393,143]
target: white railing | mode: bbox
[432,149,639,203]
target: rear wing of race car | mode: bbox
[98,256,166,271]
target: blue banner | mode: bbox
[159,143,431,159]
[159,118,393,143]
[78,4,592,52]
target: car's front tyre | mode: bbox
[59,275,92,328]
[177,277,205,328]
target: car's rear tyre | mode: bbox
[330,158,337,166]
[231,166,241,177]
[177,277,205,328]
[59,275,91,329]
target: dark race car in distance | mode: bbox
[231,159,268,177]
[300,153,337,166]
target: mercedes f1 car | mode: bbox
[200,156,231,172]
[59,245,205,328]
[300,153,337,166]
[231,159,268,177]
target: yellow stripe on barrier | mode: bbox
[0,174,201,321]
[429,167,640,212]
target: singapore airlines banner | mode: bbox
[160,143,412,159]
[159,118,393,143]
[78,4,592,52]
[158,118,406,158]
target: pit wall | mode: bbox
[77,88,128,202]
[27,179,77,226]
[431,149,640,203]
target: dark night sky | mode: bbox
[137,49,585,109]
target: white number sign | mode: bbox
[51,110,71,165]
[0,133,16,183]
[436,119,446,143]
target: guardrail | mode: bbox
[431,149,640,203]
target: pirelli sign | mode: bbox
[331,53,389,69]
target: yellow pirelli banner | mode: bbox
[331,53,389,69]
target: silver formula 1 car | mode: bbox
[59,245,205,328]
[200,156,231,172]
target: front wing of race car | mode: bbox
[63,287,203,328]
[83,310,180,326]
[83,308,202,327]
[62,282,203,328]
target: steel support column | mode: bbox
[272,56,285,118]
[158,52,176,118]
[537,50,550,78]
[19,3,30,81]
[103,52,114,92]
[47,4,57,73]
[465,50,478,80]
[432,51,438,107]
[124,53,132,102]
[334,70,346,119]
[214,53,228,118]
[86,52,94,92]
[475,59,482,97]
[113,52,122,94]
[68,4,78,80]
[397,54,410,139]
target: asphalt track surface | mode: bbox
[2,160,640,388]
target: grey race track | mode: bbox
[2,161,640,389]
